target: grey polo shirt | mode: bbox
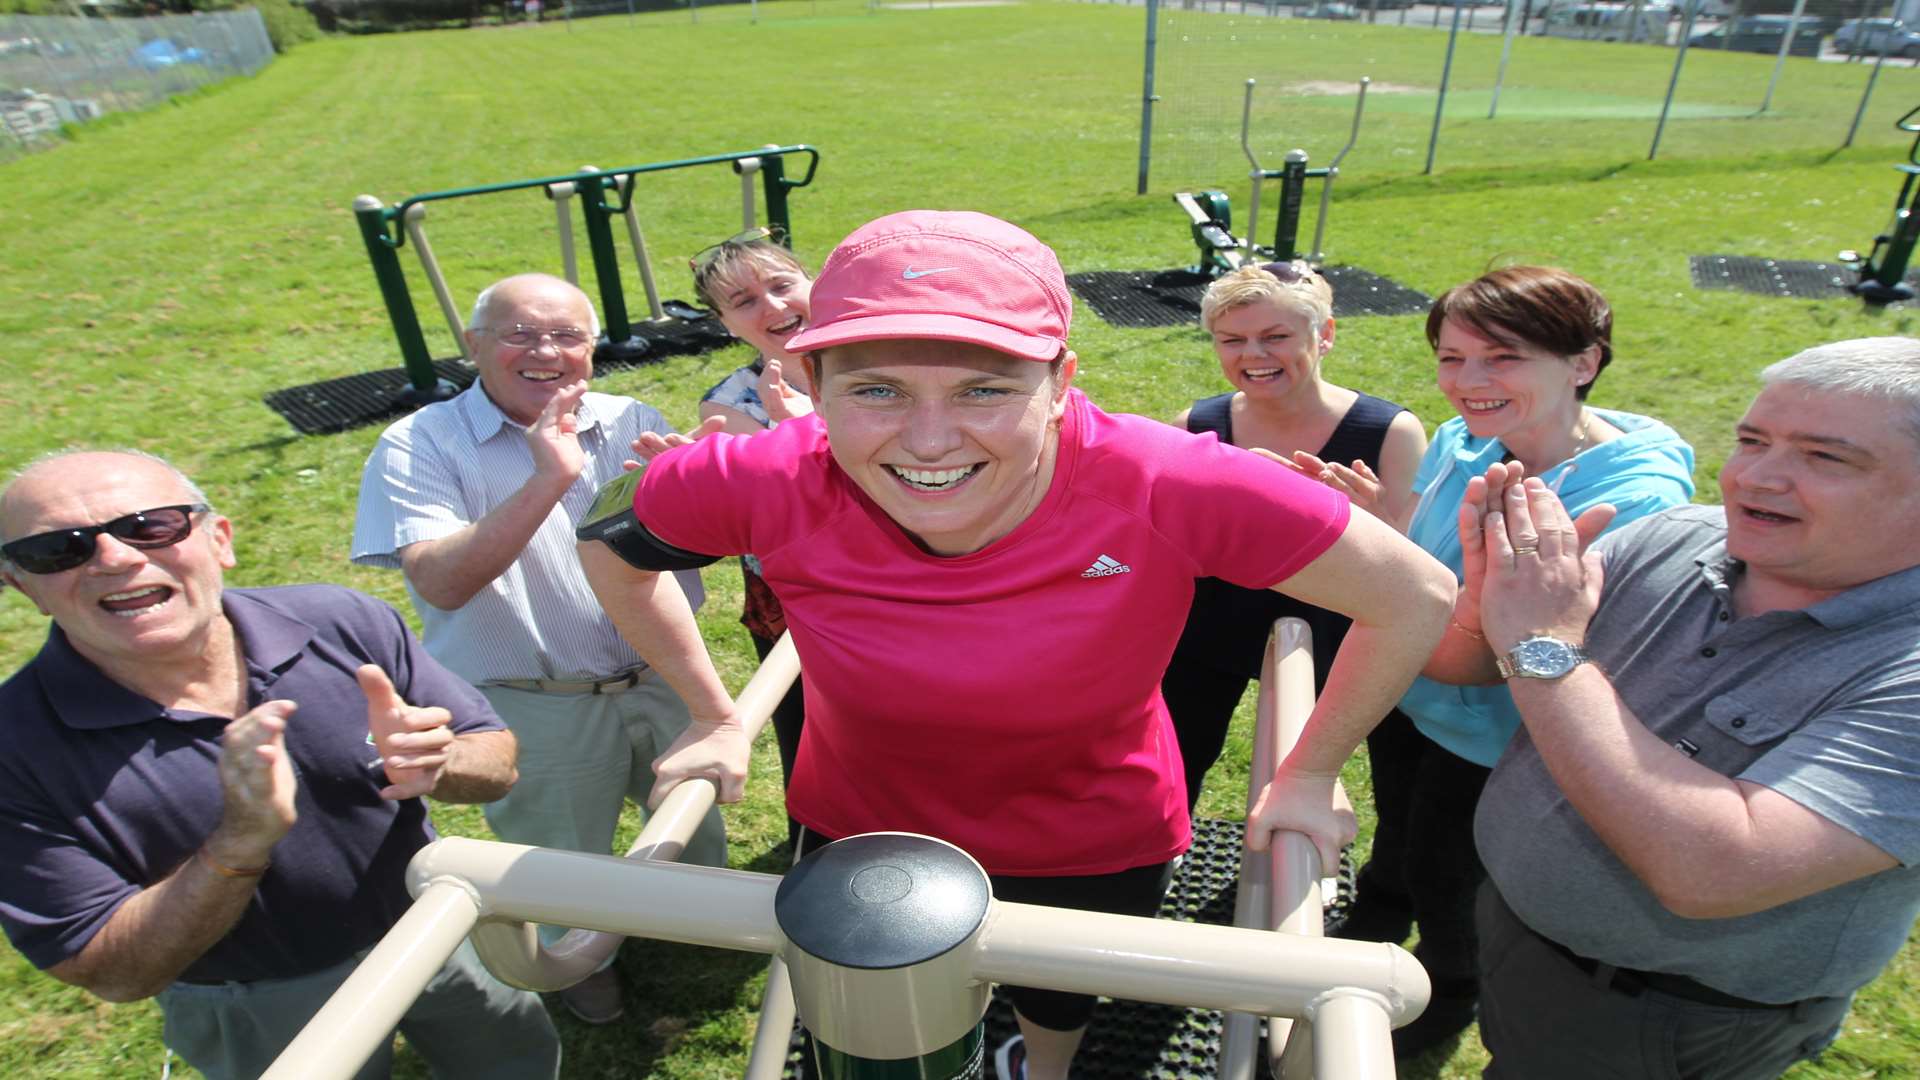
[1477,504,1920,1003]
[351,384,704,685]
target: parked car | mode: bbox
[133,39,208,71]
[1303,2,1361,18]
[1688,15,1822,56]
[1833,17,1920,57]
[1544,3,1667,43]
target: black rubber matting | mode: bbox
[264,314,734,436]
[782,817,1357,1080]
[1688,254,1911,300]
[1069,267,1433,329]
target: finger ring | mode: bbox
[1511,544,1540,556]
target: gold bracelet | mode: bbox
[198,848,270,879]
[1449,615,1486,642]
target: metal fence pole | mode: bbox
[1649,0,1700,160]
[1759,0,1808,113]
[1137,0,1161,194]
[1491,0,1520,119]
[1844,29,1901,149]
[1426,4,1465,175]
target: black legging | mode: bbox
[796,830,1172,1030]
[1352,707,1490,982]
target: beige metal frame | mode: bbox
[264,621,1427,1079]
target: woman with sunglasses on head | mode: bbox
[1337,266,1696,1058]
[688,229,815,846]
[1162,262,1427,816]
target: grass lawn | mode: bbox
[1,2,1918,1076]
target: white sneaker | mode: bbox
[993,1034,1026,1080]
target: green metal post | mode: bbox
[577,174,634,343]
[810,1026,985,1080]
[353,195,453,403]
[761,153,794,248]
[1274,152,1308,261]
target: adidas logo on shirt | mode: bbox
[1081,554,1132,578]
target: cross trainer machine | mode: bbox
[1174,79,1369,277]
[1840,105,1920,306]
[351,144,820,408]
[263,622,1429,1080]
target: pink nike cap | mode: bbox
[784,210,1072,363]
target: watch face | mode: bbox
[1512,637,1578,678]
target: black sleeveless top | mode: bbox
[1170,390,1408,684]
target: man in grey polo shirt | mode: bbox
[352,273,725,1025]
[1425,336,1920,1078]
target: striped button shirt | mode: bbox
[350,384,705,685]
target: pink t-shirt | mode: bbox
[636,390,1349,875]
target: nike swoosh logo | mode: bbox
[902,266,959,280]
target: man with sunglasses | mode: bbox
[352,272,724,1025]
[0,450,559,1079]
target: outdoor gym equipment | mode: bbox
[1174,78,1369,277]
[263,145,820,435]
[1840,105,1920,305]
[262,620,1430,1080]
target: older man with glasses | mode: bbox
[0,449,558,1080]
[351,272,725,1025]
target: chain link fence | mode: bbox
[0,9,273,162]
[1111,0,1920,197]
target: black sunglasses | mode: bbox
[1260,260,1320,284]
[1,504,211,575]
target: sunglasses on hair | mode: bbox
[1,504,210,575]
[1260,260,1319,284]
[689,225,788,276]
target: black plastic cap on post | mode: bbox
[776,834,991,971]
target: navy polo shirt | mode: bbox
[0,584,504,984]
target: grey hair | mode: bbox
[1760,337,1920,451]
[0,449,213,557]
[468,273,602,339]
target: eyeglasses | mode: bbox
[484,324,593,351]
[1,504,211,575]
[1260,260,1320,284]
[690,225,787,277]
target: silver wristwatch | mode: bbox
[1496,635,1590,680]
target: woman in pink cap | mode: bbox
[579,210,1453,1080]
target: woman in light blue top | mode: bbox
[1339,266,1696,1057]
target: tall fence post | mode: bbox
[1759,0,1809,114]
[1426,4,1465,175]
[1845,29,1902,149]
[1490,0,1520,119]
[1650,0,1701,161]
[1137,0,1161,194]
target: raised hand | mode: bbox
[527,379,589,483]
[359,664,455,800]
[212,700,300,863]
[758,359,814,424]
[624,415,727,471]
[1292,450,1390,519]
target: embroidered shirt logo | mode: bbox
[902,266,959,280]
[1081,554,1132,579]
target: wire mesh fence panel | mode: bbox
[0,10,273,161]
[1133,0,1920,197]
